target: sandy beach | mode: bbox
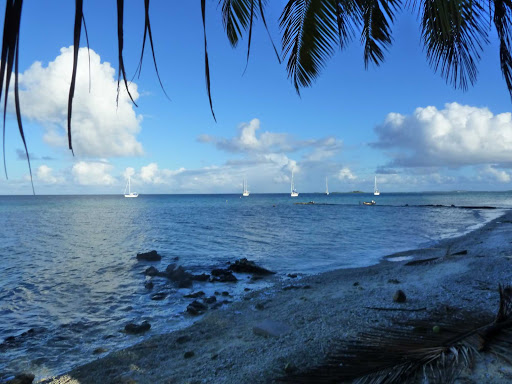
[37,209,512,384]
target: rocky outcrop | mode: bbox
[228,258,275,275]
[6,373,35,384]
[136,250,162,261]
[186,300,207,316]
[210,269,237,282]
[144,266,159,277]
[124,321,151,334]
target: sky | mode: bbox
[2,1,512,194]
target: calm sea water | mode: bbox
[0,192,510,380]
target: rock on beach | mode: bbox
[136,250,162,261]
[228,258,275,275]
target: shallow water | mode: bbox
[0,192,510,380]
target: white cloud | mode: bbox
[478,165,511,182]
[72,161,116,185]
[36,165,64,184]
[373,103,512,167]
[140,163,185,184]
[17,46,143,157]
[123,167,135,180]
[337,167,356,180]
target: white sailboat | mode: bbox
[124,176,138,198]
[242,178,250,197]
[325,177,329,195]
[373,176,380,196]
[291,170,299,197]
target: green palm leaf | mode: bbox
[220,0,253,47]
[116,0,138,107]
[494,0,512,99]
[280,0,340,94]
[420,0,489,90]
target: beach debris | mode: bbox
[144,280,154,290]
[186,300,207,316]
[150,292,168,301]
[203,296,217,304]
[228,258,276,275]
[184,291,205,299]
[144,266,159,277]
[136,250,161,261]
[124,321,151,334]
[5,373,35,384]
[253,319,291,338]
[393,290,407,303]
[210,269,237,282]
[451,250,468,256]
[93,347,108,354]
[184,351,195,358]
[279,285,512,384]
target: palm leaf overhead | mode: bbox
[494,0,512,100]
[419,0,489,91]
[279,284,512,384]
[116,0,138,107]
[360,0,399,68]
[280,0,340,94]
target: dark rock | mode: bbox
[303,285,311,289]
[184,351,195,359]
[221,291,230,296]
[353,282,359,286]
[136,250,161,261]
[211,300,231,310]
[125,321,151,334]
[255,303,265,310]
[210,269,237,282]
[178,279,193,289]
[173,256,180,261]
[151,292,168,301]
[93,347,108,355]
[388,279,400,284]
[214,291,220,295]
[244,288,251,291]
[393,290,407,303]
[184,291,205,299]
[176,335,191,344]
[287,273,298,278]
[1,329,40,350]
[228,258,275,275]
[165,263,177,275]
[187,300,207,316]
[250,275,263,281]
[203,296,217,304]
[169,265,193,283]
[283,285,301,291]
[6,373,35,384]
[452,250,468,256]
[191,273,210,281]
[144,281,154,290]
[144,266,159,277]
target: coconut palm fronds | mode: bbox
[279,285,512,384]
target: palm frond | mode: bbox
[359,0,399,68]
[0,0,34,193]
[258,0,282,63]
[116,0,138,107]
[494,0,512,100]
[220,0,253,47]
[420,0,489,91]
[81,12,91,93]
[202,0,216,122]
[133,0,170,100]
[279,284,512,383]
[280,0,340,94]
[68,0,83,155]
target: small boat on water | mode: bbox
[374,176,380,196]
[325,177,329,195]
[291,170,299,197]
[362,200,376,205]
[242,178,250,197]
[124,176,138,198]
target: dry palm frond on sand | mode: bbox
[279,285,512,383]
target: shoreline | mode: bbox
[37,209,512,383]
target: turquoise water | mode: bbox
[0,192,510,380]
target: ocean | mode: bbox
[0,192,510,381]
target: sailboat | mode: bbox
[325,177,329,195]
[291,170,299,197]
[373,176,380,196]
[242,178,250,197]
[124,176,138,198]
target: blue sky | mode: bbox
[2,1,512,194]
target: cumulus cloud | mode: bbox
[72,161,116,185]
[337,167,356,180]
[17,46,143,157]
[140,163,185,184]
[200,118,341,159]
[36,165,64,184]
[372,103,512,167]
[478,165,511,182]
